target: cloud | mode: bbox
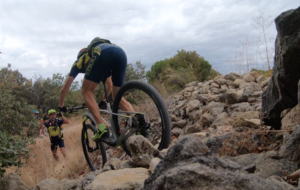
[0,0,299,79]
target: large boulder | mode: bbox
[262,7,300,129]
[143,137,296,190]
[86,168,149,190]
[33,178,81,190]
[0,173,31,190]
[279,125,300,163]
[126,135,159,168]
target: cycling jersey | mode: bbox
[44,118,64,139]
[69,43,127,87]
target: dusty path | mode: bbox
[6,116,89,187]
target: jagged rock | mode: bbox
[33,178,81,190]
[221,84,228,90]
[240,91,263,102]
[233,118,260,129]
[171,127,184,137]
[127,135,159,167]
[192,110,202,121]
[256,75,267,84]
[211,82,220,88]
[186,81,198,87]
[281,104,300,130]
[149,158,161,174]
[201,112,215,127]
[250,71,259,79]
[202,101,224,116]
[184,123,203,134]
[86,168,149,190]
[170,114,179,122]
[198,88,210,94]
[205,133,231,156]
[224,72,243,81]
[223,151,298,179]
[186,99,200,112]
[143,137,295,190]
[215,78,228,85]
[171,120,187,129]
[211,112,229,128]
[178,132,212,142]
[280,108,292,118]
[184,86,195,93]
[233,79,244,88]
[207,94,222,102]
[225,90,239,104]
[231,111,260,120]
[240,82,262,92]
[244,74,255,82]
[0,173,31,190]
[262,7,300,129]
[230,102,254,112]
[103,158,136,172]
[279,125,300,163]
[211,88,221,94]
[261,78,270,88]
[82,170,102,189]
[298,79,300,102]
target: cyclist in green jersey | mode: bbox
[39,109,69,161]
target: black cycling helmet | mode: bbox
[77,48,87,59]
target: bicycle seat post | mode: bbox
[102,81,112,111]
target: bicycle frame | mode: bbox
[80,81,145,147]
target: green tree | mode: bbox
[146,50,218,93]
[0,64,35,178]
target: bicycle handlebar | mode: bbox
[68,104,87,113]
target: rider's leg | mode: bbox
[60,147,66,157]
[59,139,66,157]
[112,86,135,112]
[52,150,59,161]
[102,77,112,101]
[81,79,106,125]
[82,78,110,141]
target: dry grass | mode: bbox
[218,128,287,157]
[5,116,89,187]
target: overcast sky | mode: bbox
[0,0,299,81]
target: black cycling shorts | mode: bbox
[84,43,127,87]
[50,136,65,151]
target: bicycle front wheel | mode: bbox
[112,80,171,150]
[81,124,107,171]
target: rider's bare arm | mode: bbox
[39,124,45,137]
[61,115,69,124]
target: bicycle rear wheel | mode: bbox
[81,123,107,171]
[112,80,171,151]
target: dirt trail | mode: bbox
[6,116,89,187]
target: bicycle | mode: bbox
[68,80,171,171]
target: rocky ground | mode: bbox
[2,71,300,190]
[1,6,300,190]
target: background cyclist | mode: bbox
[39,109,69,161]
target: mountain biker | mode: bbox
[33,110,41,124]
[58,37,134,142]
[39,109,69,161]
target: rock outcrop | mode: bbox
[262,6,300,129]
